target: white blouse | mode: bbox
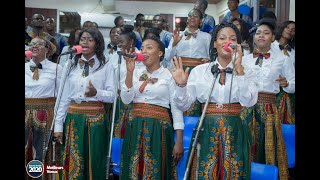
[108,49,145,88]
[167,29,211,61]
[174,61,258,112]
[242,48,295,94]
[25,59,62,98]
[272,40,295,66]
[120,66,184,130]
[54,54,115,132]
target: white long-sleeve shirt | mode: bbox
[54,54,115,132]
[108,49,145,88]
[167,29,211,61]
[242,48,295,94]
[272,40,295,67]
[174,61,258,112]
[25,59,62,98]
[120,66,184,130]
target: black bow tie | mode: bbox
[30,63,42,72]
[211,64,233,85]
[184,31,197,40]
[279,44,292,52]
[108,44,117,51]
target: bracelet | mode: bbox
[176,83,187,87]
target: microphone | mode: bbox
[117,51,145,62]
[223,41,237,52]
[211,63,219,77]
[25,50,32,59]
[60,45,82,56]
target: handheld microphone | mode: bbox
[60,45,82,56]
[211,63,219,77]
[25,50,32,59]
[117,51,145,62]
[223,41,237,52]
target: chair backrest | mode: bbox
[238,4,251,16]
[111,138,123,176]
[250,162,278,180]
[182,116,199,149]
[282,124,295,168]
[176,149,189,180]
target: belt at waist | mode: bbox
[257,92,276,104]
[201,103,242,116]
[180,57,205,67]
[67,101,105,114]
[25,97,56,110]
[131,103,170,122]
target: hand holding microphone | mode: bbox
[117,51,145,62]
[60,45,83,56]
[223,41,237,52]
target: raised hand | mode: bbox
[276,75,289,87]
[84,80,97,97]
[124,48,136,73]
[168,56,189,86]
[172,27,183,47]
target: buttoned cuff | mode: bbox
[173,122,184,130]
[54,123,63,133]
[94,89,103,101]
[175,86,187,99]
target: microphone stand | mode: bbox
[42,54,74,171]
[183,63,219,180]
[106,53,122,179]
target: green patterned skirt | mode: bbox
[59,101,111,180]
[276,88,295,124]
[240,92,289,180]
[112,96,134,138]
[187,103,251,180]
[120,103,176,180]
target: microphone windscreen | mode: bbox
[223,41,232,52]
[73,45,83,54]
[135,53,144,62]
[25,50,32,58]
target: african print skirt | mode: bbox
[58,101,111,180]
[187,103,251,180]
[25,97,58,180]
[112,96,134,138]
[240,92,289,180]
[120,103,176,180]
[276,88,295,124]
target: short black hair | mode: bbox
[135,13,144,19]
[120,24,136,45]
[143,37,165,61]
[143,27,161,40]
[114,16,124,26]
[262,11,277,20]
[196,0,208,10]
[258,17,277,34]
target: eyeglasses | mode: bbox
[28,42,46,47]
[188,13,200,18]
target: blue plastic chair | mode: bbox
[251,162,279,180]
[182,116,199,149]
[111,138,123,176]
[282,124,295,168]
[238,4,251,16]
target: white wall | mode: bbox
[289,0,295,21]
